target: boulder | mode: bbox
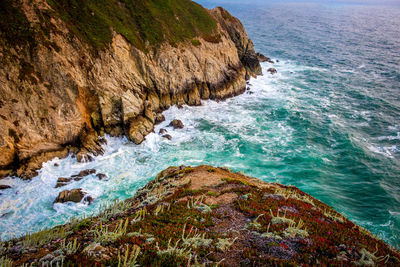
[168,119,184,129]
[55,177,72,188]
[267,68,277,75]
[162,134,172,140]
[96,173,108,180]
[159,128,168,135]
[54,189,85,203]
[76,169,97,177]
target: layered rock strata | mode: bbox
[0,2,261,179]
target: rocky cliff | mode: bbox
[1,165,399,266]
[0,0,261,179]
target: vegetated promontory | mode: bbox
[1,166,400,266]
[0,0,262,180]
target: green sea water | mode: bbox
[1,1,400,249]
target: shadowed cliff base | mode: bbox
[1,165,399,266]
[0,1,262,180]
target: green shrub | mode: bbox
[191,39,201,46]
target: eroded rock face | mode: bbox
[0,2,261,178]
[54,189,85,203]
[162,134,172,140]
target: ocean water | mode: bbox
[1,1,400,248]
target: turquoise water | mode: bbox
[1,1,400,248]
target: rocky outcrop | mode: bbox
[168,119,184,130]
[54,189,85,203]
[54,169,97,188]
[257,53,275,64]
[3,165,400,266]
[0,1,261,179]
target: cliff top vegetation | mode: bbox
[1,165,399,266]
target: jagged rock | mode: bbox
[128,116,154,144]
[256,53,274,64]
[267,68,278,75]
[55,169,97,188]
[168,120,184,129]
[155,113,165,124]
[55,177,72,188]
[96,173,108,180]
[76,128,106,163]
[75,169,96,177]
[210,7,262,78]
[0,3,261,177]
[54,189,85,203]
[159,128,168,135]
[162,134,172,140]
[0,185,11,190]
[16,149,69,180]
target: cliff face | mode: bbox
[0,1,261,179]
[2,165,399,266]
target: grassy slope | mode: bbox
[2,166,400,266]
[46,0,217,50]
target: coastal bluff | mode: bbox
[1,165,399,266]
[0,0,262,180]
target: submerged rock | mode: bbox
[0,185,11,190]
[54,189,85,204]
[96,173,108,180]
[168,119,184,129]
[162,134,172,140]
[267,68,278,74]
